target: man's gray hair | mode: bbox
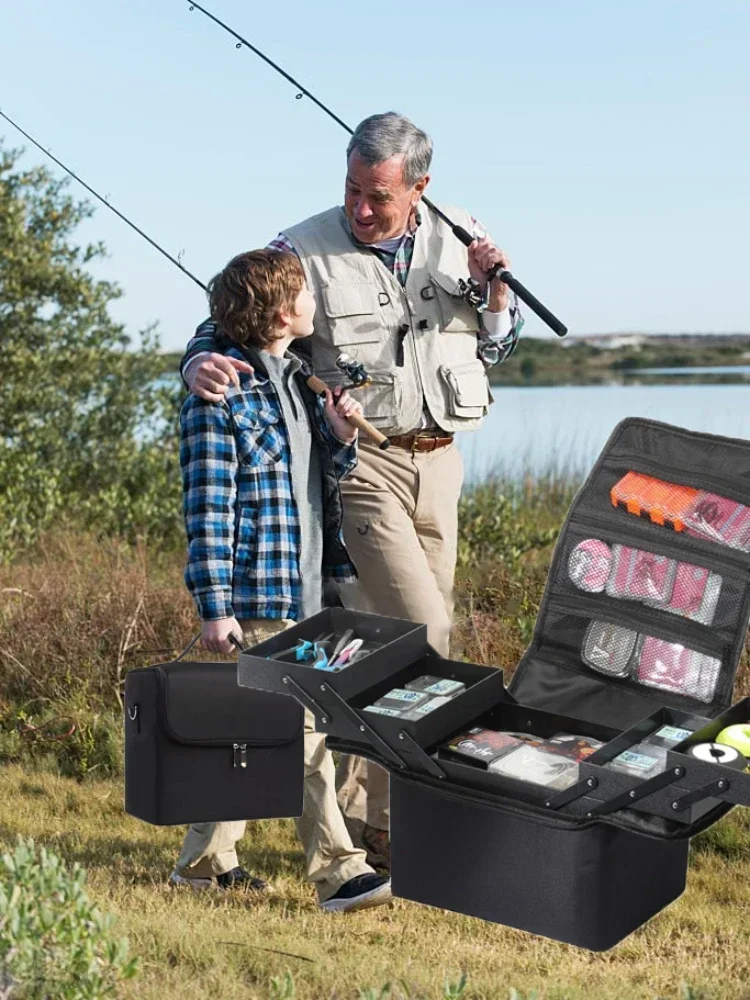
[346,112,433,187]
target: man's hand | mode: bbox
[186,353,254,403]
[201,616,244,654]
[324,387,362,445]
[467,237,511,312]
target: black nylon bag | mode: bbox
[124,654,303,826]
[389,773,689,952]
[322,419,750,950]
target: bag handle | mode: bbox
[174,632,246,661]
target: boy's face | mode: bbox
[288,286,316,339]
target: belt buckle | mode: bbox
[416,435,438,453]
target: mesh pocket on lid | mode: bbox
[610,472,750,553]
[582,620,721,703]
[567,538,724,626]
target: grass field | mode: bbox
[1,762,749,1000]
[1,481,749,1000]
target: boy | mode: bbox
[173,249,390,912]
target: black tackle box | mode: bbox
[125,651,304,826]
[238,419,750,950]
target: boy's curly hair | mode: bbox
[207,249,306,349]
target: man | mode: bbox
[181,112,522,867]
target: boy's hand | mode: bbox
[186,353,254,403]
[201,616,244,654]
[324,387,362,445]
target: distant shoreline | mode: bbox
[153,333,750,388]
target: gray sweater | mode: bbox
[263,352,324,619]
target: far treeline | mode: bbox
[157,335,750,388]
[487,333,750,385]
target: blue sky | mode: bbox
[1,0,748,349]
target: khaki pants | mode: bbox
[175,619,373,903]
[336,439,464,832]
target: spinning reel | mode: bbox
[335,353,372,390]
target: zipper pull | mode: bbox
[233,743,248,769]
[127,704,140,734]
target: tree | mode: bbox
[0,139,184,556]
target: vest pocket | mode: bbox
[439,361,490,418]
[430,278,481,334]
[321,282,382,346]
[318,368,403,426]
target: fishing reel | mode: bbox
[457,277,487,311]
[335,353,372,390]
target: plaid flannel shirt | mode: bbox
[181,344,357,622]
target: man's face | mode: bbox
[344,151,428,244]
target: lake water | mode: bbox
[457,380,749,483]
[160,366,748,483]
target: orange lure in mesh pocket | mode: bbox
[610,472,699,532]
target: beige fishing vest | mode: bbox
[284,203,492,435]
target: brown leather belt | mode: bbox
[388,433,454,452]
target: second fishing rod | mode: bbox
[0,107,388,450]
[186,1,567,338]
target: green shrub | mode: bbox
[0,141,184,561]
[0,837,138,998]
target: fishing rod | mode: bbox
[186,1,568,337]
[0,107,208,293]
[0,105,389,446]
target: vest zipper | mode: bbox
[128,704,139,734]
[400,286,429,426]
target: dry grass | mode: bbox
[0,532,194,707]
[0,763,749,1000]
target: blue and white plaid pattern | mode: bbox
[181,346,356,622]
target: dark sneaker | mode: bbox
[216,866,269,891]
[319,873,392,913]
[169,866,269,892]
[362,825,391,871]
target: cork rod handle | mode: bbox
[306,375,391,450]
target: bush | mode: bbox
[0,837,138,998]
[0,140,185,560]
